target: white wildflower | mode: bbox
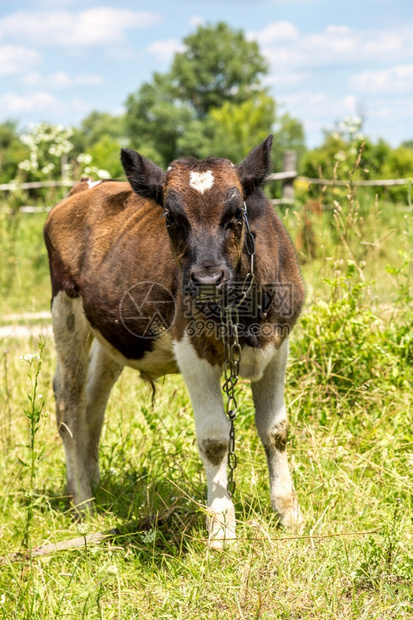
[140,528,156,544]
[106,564,118,577]
[18,160,32,171]
[334,151,346,162]
[20,353,40,362]
[77,153,93,165]
[76,523,89,536]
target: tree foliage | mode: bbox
[170,22,269,118]
[300,116,413,201]
[72,111,126,150]
[0,121,29,184]
[272,113,306,167]
[177,93,276,162]
[124,22,303,169]
[125,73,193,166]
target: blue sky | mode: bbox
[1,0,413,148]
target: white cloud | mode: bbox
[0,8,162,48]
[0,90,93,123]
[279,91,360,142]
[265,71,309,90]
[22,71,104,89]
[189,16,204,28]
[249,21,413,70]
[279,89,413,148]
[0,91,62,114]
[362,97,413,145]
[35,0,79,6]
[146,39,185,63]
[251,21,299,45]
[0,45,41,76]
[350,65,413,94]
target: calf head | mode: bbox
[121,136,273,297]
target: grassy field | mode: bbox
[0,188,412,619]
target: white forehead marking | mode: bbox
[189,170,214,194]
[87,179,102,189]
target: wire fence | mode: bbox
[0,151,411,213]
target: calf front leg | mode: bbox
[251,339,302,528]
[174,335,235,549]
[84,339,123,488]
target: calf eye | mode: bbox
[234,207,244,221]
[163,211,175,227]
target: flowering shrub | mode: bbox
[18,123,74,181]
[16,122,110,184]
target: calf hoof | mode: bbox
[208,535,236,551]
[272,495,304,529]
[206,510,236,551]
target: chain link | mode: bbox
[220,202,255,498]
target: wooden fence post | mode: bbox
[282,150,297,202]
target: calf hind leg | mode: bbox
[251,339,303,528]
[52,292,93,510]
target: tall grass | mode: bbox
[0,187,412,618]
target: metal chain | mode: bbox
[220,202,256,498]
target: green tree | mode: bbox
[125,73,192,167]
[124,22,281,168]
[178,93,276,162]
[171,22,269,118]
[0,121,29,183]
[300,117,412,202]
[401,139,413,151]
[72,110,126,153]
[299,117,388,182]
[86,135,124,179]
[273,112,306,167]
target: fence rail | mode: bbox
[266,172,411,187]
[296,177,410,187]
[0,150,411,207]
[0,180,75,191]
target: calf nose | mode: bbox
[191,269,224,286]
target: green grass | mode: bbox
[0,210,51,315]
[0,191,412,619]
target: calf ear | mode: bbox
[121,148,165,205]
[236,135,273,198]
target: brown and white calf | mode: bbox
[44,135,305,548]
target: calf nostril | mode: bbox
[192,270,224,285]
